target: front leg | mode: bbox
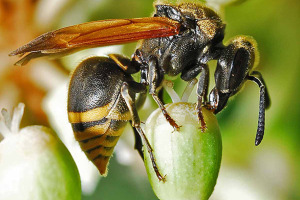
[196,64,210,132]
[181,62,210,131]
[148,57,180,131]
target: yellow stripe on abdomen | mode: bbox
[68,103,112,123]
[73,122,111,141]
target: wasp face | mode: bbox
[215,37,255,93]
[211,36,257,112]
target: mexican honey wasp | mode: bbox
[9,2,271,181]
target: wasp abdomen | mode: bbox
[70,118,127,175]
[68,56,134,175]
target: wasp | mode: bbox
[9,2,270,181]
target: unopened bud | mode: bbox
[144,102,222,200]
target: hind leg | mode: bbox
[121,82,165,182]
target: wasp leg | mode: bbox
[148,57,180,131]
[196,64,209,132]
[131,125,144,159]
[131,91,147,159]
[109,54,140,74]
[158,89,165,104]
[207,87,219,111]
[121,82,165,182]
[181,62,209,130]
[247,74,269,146]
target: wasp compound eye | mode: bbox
[215,37,255,95]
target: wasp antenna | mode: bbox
[251,71,271,109]
[248,75,267,146]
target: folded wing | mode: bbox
[9,17,180,66]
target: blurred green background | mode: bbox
[0,0,299,199]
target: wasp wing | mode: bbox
[9,17,180,66]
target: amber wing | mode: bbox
[9,17,180,66]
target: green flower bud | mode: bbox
[0,103,81,200]
[144,102,222,200]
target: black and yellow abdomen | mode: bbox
[68,56,135,175]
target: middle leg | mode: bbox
[148,57,180,131]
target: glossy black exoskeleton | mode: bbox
[10,3,271,181]
[132,4,270,145]
[68,55,164,180]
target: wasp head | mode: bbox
[211,36,258,113]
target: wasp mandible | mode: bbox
[10,3,271,181]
